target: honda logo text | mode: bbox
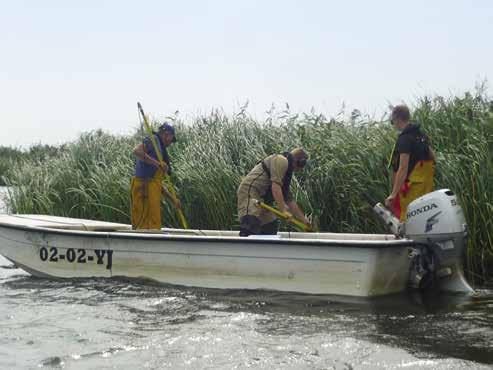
[407,203,438,219]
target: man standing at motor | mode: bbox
[237,148,312,236]
[385,105,436,221]
[130,123,180,229]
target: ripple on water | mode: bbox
[0,258,492,368]
[40,356,64,368]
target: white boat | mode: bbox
[0,189,474,297]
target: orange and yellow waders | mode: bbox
[391,160,435,221]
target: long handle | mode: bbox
[387,141,396,169]
[137,102,189,229]
[255,201,313,232]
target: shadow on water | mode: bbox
[364,289,493,364]
[196,284,493,364]
[2,271,493,365]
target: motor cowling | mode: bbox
[404,189,473,293]
[405,189,466,239]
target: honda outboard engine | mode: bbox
[405,189,473,292]
[374,189,474,293]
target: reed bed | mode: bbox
[0,144,62,186]
[4,90,493,282]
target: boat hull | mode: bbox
[0,215,414,297]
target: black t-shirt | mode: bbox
[392,123,431,176]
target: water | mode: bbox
[1,192,493,369]
[1,259,492,370]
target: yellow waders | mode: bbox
[392,160,435,221]
[130,169,165,230]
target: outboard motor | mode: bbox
[405,189,473,293]
[374,189,474,293]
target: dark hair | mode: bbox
[391,105,410,123]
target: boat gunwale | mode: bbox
[0,221,417,249]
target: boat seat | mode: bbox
[0,214,132,231]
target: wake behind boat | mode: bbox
[0,189,474,297]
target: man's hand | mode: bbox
[157,161,168,173]
[301,216,311,227]
[385,194,395,208]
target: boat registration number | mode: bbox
[38,246,113,270]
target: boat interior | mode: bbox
[0,214,399,241]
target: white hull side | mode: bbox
[0,222,412,297]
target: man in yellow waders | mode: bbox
[130,123,180,230]
[385,105,436,221]
[237,148,312,236]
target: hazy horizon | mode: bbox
[1,1,492,147]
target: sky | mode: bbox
[1,0,492,147]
